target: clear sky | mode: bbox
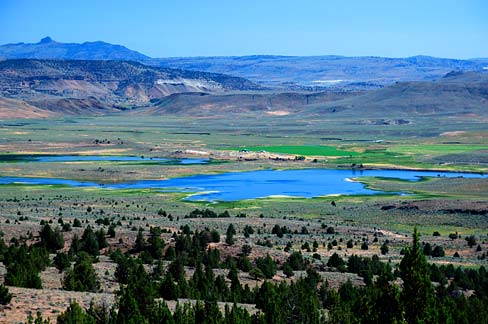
[0,0,486,58]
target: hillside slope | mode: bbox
[0,59,261,114]
[308,71,488,118]
[137,91,356,116]
[0,97,57,118]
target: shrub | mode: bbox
[431,246,445,258]
[327,252,345,268]
[0,284,12,305]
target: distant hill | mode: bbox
[0,59,261,115]
[0,37,149,61]
[130,71,488,118]
[0,67,487,119]
[155,55,488,88]
[308,70,488,118]
[1,38,487,88]
[137,91,356,116]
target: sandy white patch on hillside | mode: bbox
[440,131,467,137]
[266,110,290,116]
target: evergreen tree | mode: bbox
[4,245,44,289]
[54,252,72,273]
[39,224,64,252]
[147,232,163,260]
[0,283,12,305]
[160,273,178,300]
[286,251,306,270]
[327,252,345,269]
[95,228,108,250]
[63,253,100,292]
[400,228,437,323]
[108,224,116,238]
[256,255,277,279]
[80,226,100,256]
[57,301,96,324]
[126,263,156,318]
[148,301,175,324]
[283,263,294,278]
[87,301,113,324]
[116,286,148,324]
[249,267,265,281]
[372,268,403,323]
[226,224,236,245]
[134,228,146,252]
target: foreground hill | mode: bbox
[307,70,488,118]
[0,59,261,114]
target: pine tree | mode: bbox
[116,286,148,324]
[160,273,179,300]
[400,228,437,323]
[126,263,156,319]
[148,301,175,324]
[372,268,403,323]
[57,301,96,324]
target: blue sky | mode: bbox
[0,0,486,58]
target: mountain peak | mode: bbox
[1,37,150,61]
[39,36,54,44]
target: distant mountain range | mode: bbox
[0,36,149,61]
[1,57,486,119]
[1,37,487,88]
[154,55,488,88]
[0,37,487,119]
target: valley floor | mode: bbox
[0,115,486,322]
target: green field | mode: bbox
[388,144,488,155]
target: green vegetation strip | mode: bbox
[388,144,488,155]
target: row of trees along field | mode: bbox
[0,224,487,323]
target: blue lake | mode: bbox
[0,155,210,165]
[0,168,485,201]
